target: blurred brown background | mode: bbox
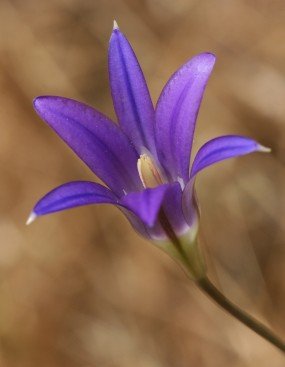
[0,0,285,366]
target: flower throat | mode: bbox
[137,154,164,188]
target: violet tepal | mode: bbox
[28,22,269,267]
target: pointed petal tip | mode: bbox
[202,51,216,59]
[113,20,119,31]
[208,51,216,58]
[208,52,216,63]
[258,144,271,153]
[33,96,40,109]
[26,212,37,226]
[33,95,48,112]
[196,52,216,71]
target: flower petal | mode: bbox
[29,181,118,220]
[156,53,216,182]
[120,185,170,227]
[162,182,189,235]
[33,96,141,196]
[108,26,156,155]
[120,183,188,239]
[190,135,270,178]
[182,135,269,227]
[182,179,200,228]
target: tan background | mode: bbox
[0,0,284,366]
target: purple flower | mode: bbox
[27,22,269,242]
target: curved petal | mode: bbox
[182,179,200,228]
[162,182,189,236]
[120,185,169,228]
[28,180,168,239]
[28,181,118,220]
[33,96,141,196]
[190,135,270,178]
[156,53,216,182]
[108,25,156,155]
[182,135,270,227]
[120,183,188,239]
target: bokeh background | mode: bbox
[0,0,285,366]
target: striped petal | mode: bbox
[156,53,215,182]
[33,96,141,196]
[29,181,168,235]
[182,135,270,226]
[108,25,156,155]
[190,135,270,178]
[29,181,118,221]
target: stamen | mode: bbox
[137,154,164,188]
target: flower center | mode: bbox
[137,154,164,188]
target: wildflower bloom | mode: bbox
[28,23,269,273]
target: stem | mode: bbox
[158,211,285,353]
[197,276,285,353]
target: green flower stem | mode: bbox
[197,276,285,353]
[158,210,285,353]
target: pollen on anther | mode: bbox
[137,154,164,188]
